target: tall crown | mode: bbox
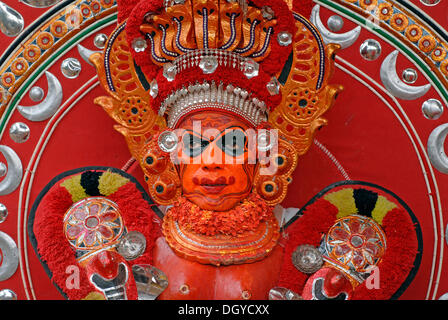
[91,0,342,203]
[122,0,297,128]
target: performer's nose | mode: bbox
[201,144,223,169]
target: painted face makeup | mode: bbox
[176,111,256,211]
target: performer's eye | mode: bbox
[218,130,247,157]
[182,133,209,157]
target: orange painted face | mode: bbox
[175,111,257,211]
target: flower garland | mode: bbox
[167,193,273,237]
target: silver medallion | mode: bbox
[158,130,179,153]
[261,6,275,20]
[420,0,441,6]
[269,287,303,300]
[132,37,147,53]
[402,68,418,84]
[360,39,382,61]
[9,122,30,143]
[243,59,259,79]
[0,231,19,281]
[199,56,218,74]
[150,79,159,98]
[291,244,323,274]
[117,231,147,261]
[277,32,292,47]
[163,63,176,82]
[61,58,82,79]
[29,86,45,102]
[0,289,17,300]
[94,33,108,49]
[327,15,344,32]
[422,99,444,120]
[0,203,7,223]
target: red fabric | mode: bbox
[33,179,161,300]
[293,0,314,18]
[125,0,163,80]
[351,208,419,300]
[277,198,339,292]
[117,0,141,23]
[250,0,296,75]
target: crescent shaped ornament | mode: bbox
[310,5,361,49]
[17,71,63,122]
[380,50,431,100]
[77,44,101,66]
[428,123,448,174]
[0,145,22,195]
[0,231,19,281]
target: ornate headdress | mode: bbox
[91,0,343,206]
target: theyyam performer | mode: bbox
[20,0,421,300]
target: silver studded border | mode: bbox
[159,81,268,128]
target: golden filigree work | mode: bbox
[269,21,343,157]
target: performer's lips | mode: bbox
[193,176,236,194]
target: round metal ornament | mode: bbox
[0,203,7,223]
[150,79,159,98]
[359,39,382,61]
[9,122,30,143]
[327,15,344,32]
[402,68,418,84]
[163,63,176,82]
[420,0,441,6]
[29,86,45,102]
[0,231,19,281]
[422,99,444,120]
[277,32,293,47]
[243,59,259,79]
[132,37,147,53]
[116,231,147,261]
[93,33,108,49]
[269,287,303,300]
[158,131,179,153]
[199,56,218,74]
[61,58,82,79]
[292,244,324,274]
[0,289,17,300]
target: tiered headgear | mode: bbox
[91,0,342,205]
[124,0,297,128]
